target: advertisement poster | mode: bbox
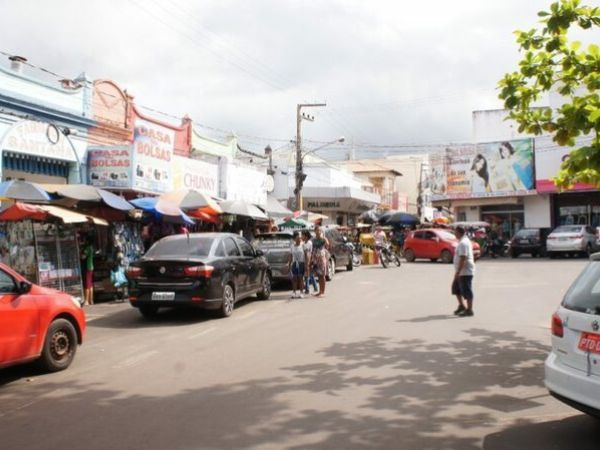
[225,163,267,206]
[132,118,174,193]
[172,156,219,196]
[445,146,476,196]
[427,151,448,201]
[535,135,594,193]
[87,146,132,188]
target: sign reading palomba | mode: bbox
[428,138,535,200]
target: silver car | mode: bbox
[546,225,599,258]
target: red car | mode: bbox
[403,228,481,263]
[0,263,85,371]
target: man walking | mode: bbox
[452,226,475,317]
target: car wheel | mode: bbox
[346,258,353,271]
[220,284,235,317]
[549,252,557,259]
[138,305,160,318]
[325,258,335,281]
[38,318,78,372]
[430,258,438,262]
[256,273,271,300]
[404,249,415,262]
[511,249,519,258]
[441,249,453,264]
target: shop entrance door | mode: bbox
[480,205,525,239]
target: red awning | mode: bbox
[0,202,47,221]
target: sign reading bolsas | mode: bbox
[88,146,132,188]
[1,120,77,162]
[132,118,174,194]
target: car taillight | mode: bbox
[551,312,564,338]
[571,234,583,239]
[127,267,143,278]
[547,236,556,240]
[184,265,214,278]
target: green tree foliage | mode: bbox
[498,0,600,188]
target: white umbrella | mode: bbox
[221,200,268,220]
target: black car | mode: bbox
[254,232,294,282]
[128,233,271,318]
[322,227,353,280]
[509,228,548,258]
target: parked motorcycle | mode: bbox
[347,242,362,267]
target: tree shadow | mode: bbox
[397,314,459,323]
[2,328,589,450]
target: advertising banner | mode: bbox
[430,138,535,200]
[132,118,174,194]
[225,163,267,206]
[87,146,132,188]
[1,120,77,162]
[172,156,219,196]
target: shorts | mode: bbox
[85,270,94,289]
[451,276,473,300]
[290,262,305,278]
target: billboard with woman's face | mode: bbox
[430,138,535,200]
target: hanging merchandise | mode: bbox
[111,222,144,267]
[0,221,37,281]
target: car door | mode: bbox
[0,269,39,365]
[411,231,426,258]
[236,237,260,292]
[422,231,439,258]
[327,229,348,268]
[223,237,246,296]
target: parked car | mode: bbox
[322,226,354,280]
[403,228,481,263]
[128,233,271,318]
[546,225,599,258]
[509,228,548,258]
[545,252,600,418]
[254,232,294,282]
[0,263,85,372]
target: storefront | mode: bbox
[0,119,81,184]
[552,192,600,227]
[302,186,380,226]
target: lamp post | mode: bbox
[294,136,345,211]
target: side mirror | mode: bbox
[255,249,264,257]
[18,281,32,294]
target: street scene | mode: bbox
[1,0,600,449]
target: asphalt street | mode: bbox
[2,257,600,450]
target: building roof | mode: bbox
[336,160,402,176]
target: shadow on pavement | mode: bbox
[397,314,459,323]
[2,328,585,450]
[483,414,600,449]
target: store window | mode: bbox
[480,205,524,238]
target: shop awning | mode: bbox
[0,180,52,202]
[221,200,268,220]
[0,202,108,225]
[130,197,195,225]
[41,184,133,211]
[260,195,293,218]
[158,189,222,213]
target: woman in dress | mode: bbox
[311,226,330,298]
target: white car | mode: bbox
[546,225,598,258]
[545,253,600,417]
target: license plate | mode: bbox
[519,239,529,244]
[152,292,175,301]
[578,332,600,354]
[559,237,569,241]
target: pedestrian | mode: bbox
[311,226,330,298]
[302,229,318,294]
[287,231,306,298]
[452,226,475,317]
[81,235,95,306]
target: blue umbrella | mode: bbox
[379,211,420,226]
[131,197,194,225]
[0,180,51,201]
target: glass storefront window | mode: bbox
[481,206,524,238]
[559,206,589,226]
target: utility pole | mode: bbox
[295,102,326,211]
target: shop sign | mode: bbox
[132,118,174,193]
[225,164,267,206]
[172,156,219,196]
[535,135,594,193]
[87,146,132,188]
[306,201,340,209]
[429,138,535,200]
[1,120,77,162]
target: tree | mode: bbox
[498,0,600,188]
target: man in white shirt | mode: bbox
[452,226,475,317]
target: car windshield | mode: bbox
[255,235,293,249]
[145,237,213,258]
[515,229,538,237]
[562,261,600,314]
[438,231,457,241]
[553,225,582,234]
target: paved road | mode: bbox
[2,257,600,449]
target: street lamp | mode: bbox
[294,136,345,211]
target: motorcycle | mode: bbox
[348,242,362,267]
[376,242,402,268]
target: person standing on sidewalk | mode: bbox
[288,231,306,299]
[452,226,475,317]
[302,230,318,294]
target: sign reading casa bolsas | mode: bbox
[132,118,174,193]
[87,146,131,188]
[306,201,340,209]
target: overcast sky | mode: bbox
[0,0,575,156]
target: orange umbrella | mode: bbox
[0,202,47,221]
[433,217,449,224]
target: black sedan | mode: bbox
[127,233,271,318]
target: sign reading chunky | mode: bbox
[429,138,535,200]
[132,118,174,193]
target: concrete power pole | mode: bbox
[294,102,326,211]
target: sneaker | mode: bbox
[458,309,474,317]
[290,293,297,299]
[298,293,304,299]
[453,305,466,315]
